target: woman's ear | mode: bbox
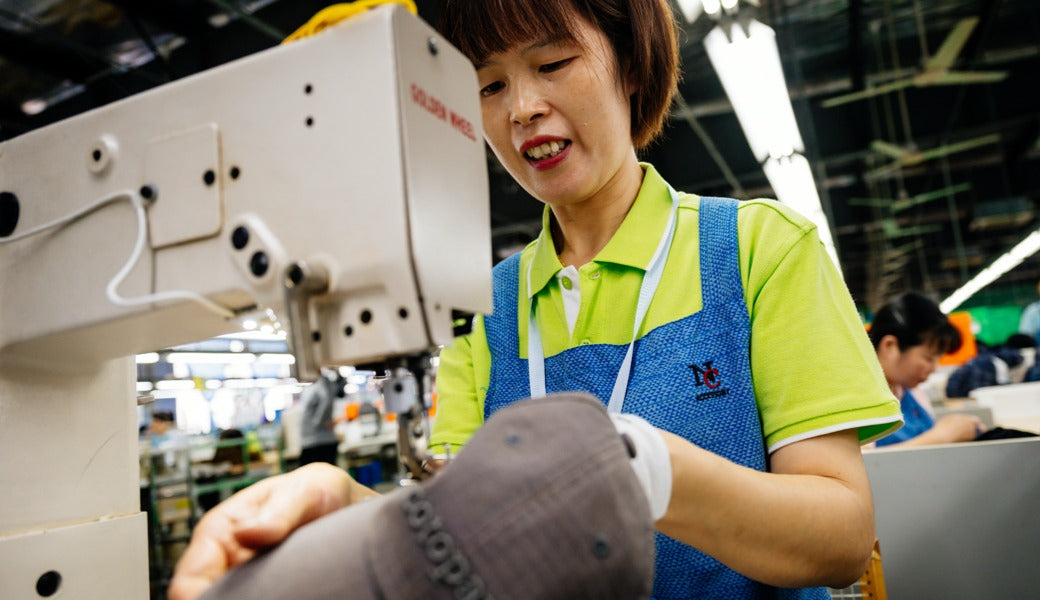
[877,335,901,359]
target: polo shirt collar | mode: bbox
[526,163,672,298]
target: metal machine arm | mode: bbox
[0,6,490,598]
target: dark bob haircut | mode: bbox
[438,0,679,149]
[868,292,962,355]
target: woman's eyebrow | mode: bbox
[474,34,573,70]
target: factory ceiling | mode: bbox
[1,0,1038,314]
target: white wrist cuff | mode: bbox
[609,413,672,521]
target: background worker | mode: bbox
[170,1,903,598]
[297,370,341,466]
[1017,279,1040,342]
[868,292,984,447]
[145,410,178,437]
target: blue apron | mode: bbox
[482,196,828,599]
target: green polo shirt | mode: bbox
[432,164,900,453]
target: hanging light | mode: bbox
[762,155,840,268]
[165,352,257,364]
[700,13,840,274]
[940,227,1040,312]
[704,21,804,163]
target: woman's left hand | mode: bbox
[168,463,371,600]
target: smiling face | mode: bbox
[475,15,640,209]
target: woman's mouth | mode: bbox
[525,140,569,160]
[523,140,571,169]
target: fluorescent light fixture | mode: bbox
[266,383,303,395]
[762,156,841,272]
[222,377,282,389]
[704,21,804,162]
[136,352,160,364]
[677,0,762,23]
[166,352,257,364]
[221,378,255,389]
[155,379,196,391]
[704,20,840,273]
[703,0,722,17]
[21,98,48,115]
[209,12,231,27]
[940,227,1040,313]
[674,0,704,22]
[136,381,154,392]
[258,353,296,364]
[20,82,85,116]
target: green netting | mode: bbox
[962,304,1024,347]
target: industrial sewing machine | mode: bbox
[0,5,490,598]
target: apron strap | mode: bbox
[527,187,681,413]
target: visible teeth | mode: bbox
[526,141,565,160]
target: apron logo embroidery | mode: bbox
[689,361,730,401]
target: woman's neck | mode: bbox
[550,157,643,267]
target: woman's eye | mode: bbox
[540,58,574,73]
[480,81,504,97]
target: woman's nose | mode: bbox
[509,79,547,125]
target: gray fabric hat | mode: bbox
[202,392,655,599]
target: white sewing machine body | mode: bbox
[0,6,490,598]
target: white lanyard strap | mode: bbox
[527,265,547,398]
[527,187,681,410]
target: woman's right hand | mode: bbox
[167,463,372,600]
[929,413,984,443]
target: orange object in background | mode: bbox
[940,311,978,366]
[344,401,360,422]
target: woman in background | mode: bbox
[868,292,983,447]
